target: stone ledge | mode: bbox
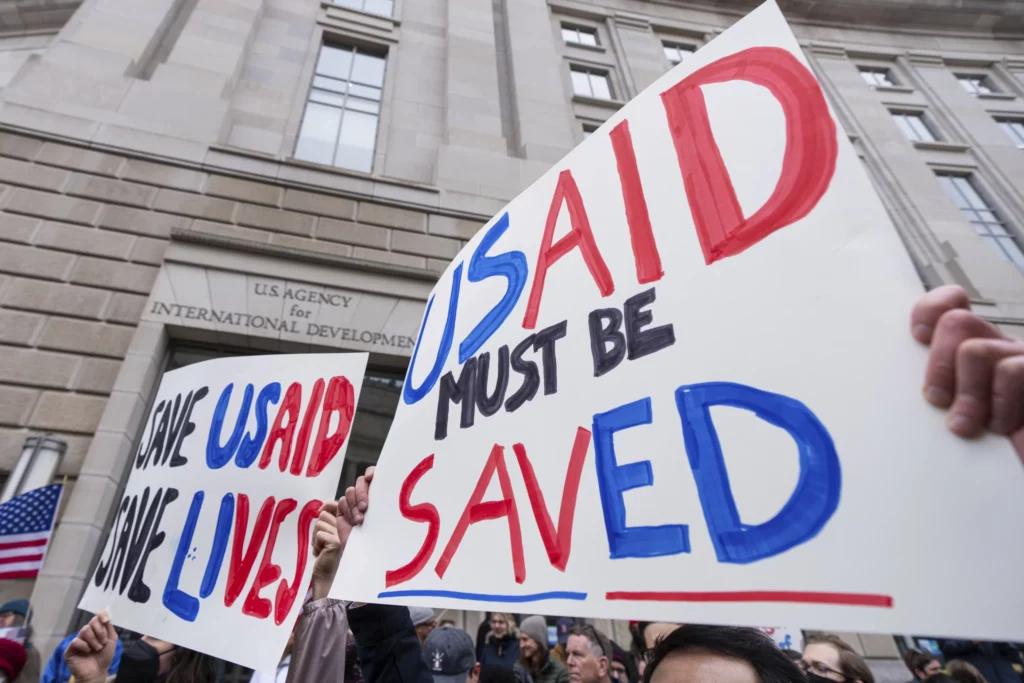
[171,226,439,282]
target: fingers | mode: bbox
[991,356,1024,435]
[337,494,352,528]
[354,470,372,513]
[911,285,970,345]
[312,517,339,557]
[99,611,115,644]
[79,617,103,652]
[923,308,1001,409]
[947,339,1024,436]
[364,466,375,483]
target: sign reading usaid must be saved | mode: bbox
[145,263,427,355]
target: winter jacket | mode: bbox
[288,598,432,683]
[481,635,521,669]
[41,632,122,683]
[530,655,569,683]
[939,640,1023,683]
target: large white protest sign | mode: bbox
[333,0,1024,640]
[80,353,367,672]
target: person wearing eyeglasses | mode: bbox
[799,635,875,683]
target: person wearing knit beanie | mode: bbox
[519,617,548,653]
[0,639,27,682]
[518,616,568,683]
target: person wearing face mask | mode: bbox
[800,635,875,683]
[63,611,216,683]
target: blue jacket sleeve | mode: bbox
[348,604,433,683]
[40,634,76,683]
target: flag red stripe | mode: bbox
[0,553,44,564]
[0,569,40,579]
[0,538,48,551]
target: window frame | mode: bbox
[936,172,1024,272]
[956,73,998,95]
[294,42,388,174]
[561,24,599,48]
[995,118,1024,149]
[569,64,613,100]
[890,110,939,143]
[858,66,897,88]
[662,41,695,67]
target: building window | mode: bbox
[663,42,694,66]
[331,0,393,17]
[582,123,598,138]
[891,112,937,142]
[295,44,385,174]
[957,74,997,95]
[997,119,1024,148]
[937,173,1024,271]
[859,67,896,87]
[570,66,611,99]
[562,25,597,47]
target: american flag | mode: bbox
[0,484,62,579]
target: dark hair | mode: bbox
[805,635,875,683]
[924,675,960,683]
[910,651,940,675]
[164,647,217,683]
[903,650,925,670]
[947,660,988,683]
[641,625,803,683]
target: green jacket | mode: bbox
[534,655,569,683]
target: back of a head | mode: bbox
[165,647,217,683]
[642,625,803,683]
[805,635,875,683]
[480,663,518,683]
[424,626,477,683]
[947,660,989,683]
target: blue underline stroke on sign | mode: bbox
[377,589,588,602]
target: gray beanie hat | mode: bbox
[519,615,548,651]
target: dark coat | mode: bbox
[481,634,521,669]
[939,640,1023,683]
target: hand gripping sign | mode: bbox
[333,1,1024,641]
[79,353,368,672]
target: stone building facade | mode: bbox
[0,0,1021,674]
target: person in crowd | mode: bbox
[630,621,682,677]
[909,652,944,682]
[780,651,802,662]
[800,634,875,683]
[477,616,494,663]
[609,642,637,683]
[566,625,613,683]
[64,612,217,683]
[947,660,990,683]
[642,625,805,683]
[0,638,27,683]
[412,608,438,645]
[0,600,40,683]
[904,650,927,683]
[41,630,123,683]
[518,616,567,683]
[938,642,1022,683]
[481,614,520,669]
[551,620,574,665]
[441,621,457,629]
[423,626,476,683]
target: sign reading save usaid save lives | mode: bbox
[80,353,367,672]
[335,1,1024,639]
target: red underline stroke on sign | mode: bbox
[605,591,893,608]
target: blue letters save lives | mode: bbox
[393,212,841,567]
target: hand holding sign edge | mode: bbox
[912,285,1024,463]
[65,610,117,683]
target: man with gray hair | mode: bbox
[566,624,612,683]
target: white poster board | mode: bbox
[333,0,1024,640]
[80,353,368,672]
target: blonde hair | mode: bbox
[490,613,518,635]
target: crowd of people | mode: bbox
[0,288,1020,683]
